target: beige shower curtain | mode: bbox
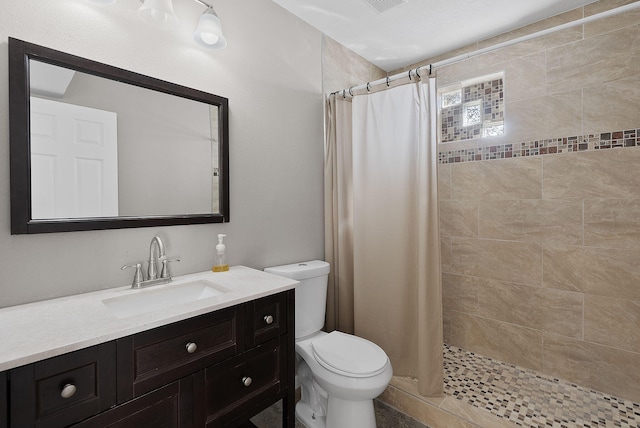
[325,78,443,396]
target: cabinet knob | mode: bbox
[263,315,274,325]
[186,342,198,353]
[60,383,77,399]
[242,376,253,387]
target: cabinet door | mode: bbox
[195,338,283,427]
[70,378,193,428]
[9,343,117,428]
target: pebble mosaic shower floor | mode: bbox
[444,344,640,427]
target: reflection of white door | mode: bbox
[30,97,118,219]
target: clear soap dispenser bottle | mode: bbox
[213,234,229,272]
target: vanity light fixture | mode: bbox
[193,5,227,49]
[88,0,227,49]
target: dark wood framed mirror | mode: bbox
[9,37,229,234]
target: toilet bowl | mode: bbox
[265,260,392,428]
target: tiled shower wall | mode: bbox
[399,0,640,403]
[323,0,640,406]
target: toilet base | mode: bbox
[296,401,326,428]
[326,396,376,428]
[296,397,377,428]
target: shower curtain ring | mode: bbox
[415,67,421,78]
[349,87,354,97]
[408,69,412,80]
[386,76,390,87]
[429,64,433,76]
[366,82,371,92]
[342,89,346,99]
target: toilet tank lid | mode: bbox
[264,260,330,280]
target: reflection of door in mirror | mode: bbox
[30,59,220,218]
[30,97,119,219]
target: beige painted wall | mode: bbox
[0,0,325,307]
[417,0,640,403]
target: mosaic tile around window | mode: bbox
[440,77,504,143]
[438,128,640,164]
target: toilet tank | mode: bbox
[264,260,330,339]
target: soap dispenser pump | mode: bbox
[213,234,229,272]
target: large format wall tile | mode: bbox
[542,333,640,403]
[583,77,640,134]
[438,163,451,200]
[451,238,542,286]
[477,279,583,338]
[546,25,640,94]
[476,11,583,68]
[450,157,542,201]
[444,311,543,371]
[506,90,582,142]
[543,245,640,300]
[441,237,452,273]
[543,148,640,199]
[584,294,640,354]
[584,198,640,249]
[504,52,546,102]
[442,273,478,314]
[478,199,582,245]
[585,0,640,38]
[440,200,478,237]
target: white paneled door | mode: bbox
[30,97,118,219]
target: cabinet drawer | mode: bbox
[117,306,244,400]
[246,293,287,347]
[70,379,192,428]
[202,338,282,425]
[9,343,117,428]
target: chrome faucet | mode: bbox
[121,235,180,288]
[148,235,166,280]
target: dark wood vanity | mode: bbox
[1,290,295,428]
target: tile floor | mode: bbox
[249,398,427,428]
[443,345,640,427]
[251,345,640,427]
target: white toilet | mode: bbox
[265,260,392,428]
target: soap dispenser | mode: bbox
[213,234,229,272]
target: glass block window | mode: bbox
[483,121,505,137]
[463,100,482,126]
[439,72,505,143]
[442,89,461,108]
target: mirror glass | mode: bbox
[9,38,229,234]
[29,61,220,219]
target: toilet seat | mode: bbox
[310,331,388,378]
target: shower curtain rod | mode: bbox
[330,0,640,97]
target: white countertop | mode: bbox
[0,266,298,372]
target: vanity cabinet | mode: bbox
[1,372,7,428]
[3,290,295,428]
[8,343,117,428]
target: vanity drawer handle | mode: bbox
[242,376,253,387]
[186,342,198,354]
[60,383,77,399]
[263,315,274,325]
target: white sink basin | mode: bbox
[102,280,230,319]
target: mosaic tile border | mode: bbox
[438,128,640,164]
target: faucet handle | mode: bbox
[160,257,181,279]
[122,263,144,288]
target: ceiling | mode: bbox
[271,0,598,72]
